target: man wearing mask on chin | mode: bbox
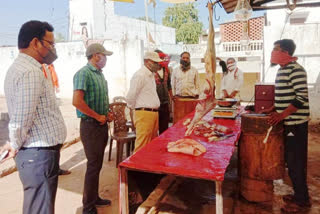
[73,43,114,214]
[171,51,200,98]
[3,20,67,214]
[260,39,311,213]
[126,52,162,152]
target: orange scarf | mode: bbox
[41,64,59,90]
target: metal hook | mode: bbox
[214,3,220,21]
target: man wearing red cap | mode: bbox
[154,50,173,134]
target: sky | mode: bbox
[0,0,265,46]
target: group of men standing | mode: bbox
[0,19,311,214]
[126,50,202,153]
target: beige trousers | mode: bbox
[133,110,159,153]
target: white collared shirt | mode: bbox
[221,68,243,96]
[171,66,200,96]
[126,65,160,109]
[4,53,67,150]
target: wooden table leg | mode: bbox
[119,167,129,214]
[215,181,223,214]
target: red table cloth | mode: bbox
[119,108,242,181]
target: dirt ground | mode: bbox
[0,97,319,214]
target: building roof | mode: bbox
[219,0,320,13]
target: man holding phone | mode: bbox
[2,20,67,214]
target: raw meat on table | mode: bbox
[167,138,206,156]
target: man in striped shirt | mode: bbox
[2,21,67,214]
[264,39,311,212]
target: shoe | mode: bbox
[281,199,311,213]
[282,194,294,203]
[58,169,71,176]
[95,197,111,207]
[282,194,311,208]
[82,207,97,214]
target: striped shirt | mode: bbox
[275,62,309,125]
[4,53,67,150]
[73,63,109,119]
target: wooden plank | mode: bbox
[136,175,177,214]
[215,181,223,214]
[119,167,129,214]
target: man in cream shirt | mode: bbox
[171,51,200,98]
[126,52,162,152]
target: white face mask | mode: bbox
[227,63,236,72]
[96,54,107,69]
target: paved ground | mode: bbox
[0,96,319,214]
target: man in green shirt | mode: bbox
[73,43,113,214]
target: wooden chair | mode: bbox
[108,102,136,166]
[112,96,133,130]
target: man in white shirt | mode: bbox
[220,57,243,99]
[126,52,162,152]
[171,51,200,98]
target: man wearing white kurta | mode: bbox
[221,57,243,99]
[126,52,162,152]
[171,52,200,97]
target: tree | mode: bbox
[162,3,203,44]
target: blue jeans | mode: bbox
[15,147,61,214]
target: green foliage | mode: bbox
[162,3,203,44]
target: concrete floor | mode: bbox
[0,97,319,214]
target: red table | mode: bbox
[119,108,243,214]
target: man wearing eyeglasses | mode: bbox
[126,52,162,153]
[2,20,66,214]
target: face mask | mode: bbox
[270,50,297,66]
[43,48,58,65]
[159,61,169,68]
[227,63,236,72]
[180,59,190,70]
[180,59,190,67]
[158,53,170,68]
[149,62,160,73]
[38,46,58,65]
[96,54,107,69]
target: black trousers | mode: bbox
[284,121,310,203]
[158,103,170,134]
[80,119,108,211]
[15,147,61,214]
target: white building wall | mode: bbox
[0,40,143,100]
[69,0,176,45]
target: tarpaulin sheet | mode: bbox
[119,108,243,181]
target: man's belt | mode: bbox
[20,144,62,151]
[135,107,158,112]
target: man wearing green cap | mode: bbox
[73,43,113,214]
